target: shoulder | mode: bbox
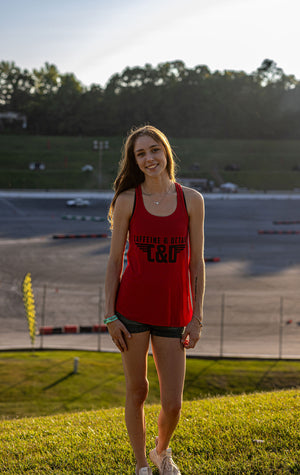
[115,188,135,205]
[114,188,136,217]
[180,184,204,215]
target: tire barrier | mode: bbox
[64,325,78,334]
[62,215,105,222]
[53,233,108,239]
[273,220,300,225]
[39,324,108,335]
[205,257,221,262]
[39,319,300,335]
[258,230,300,235]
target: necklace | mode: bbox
[142,183,173,205]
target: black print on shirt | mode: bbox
[134,235,186,245]
[135,242,186,263]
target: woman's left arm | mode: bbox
[181,188,205,349]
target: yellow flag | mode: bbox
[22,273,36,347]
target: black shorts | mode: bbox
[116,312,184,339]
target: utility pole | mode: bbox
[92,140,109,189]
[98,141,103,189]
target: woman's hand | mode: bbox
[107,319,132,352]
[181,316,203,349]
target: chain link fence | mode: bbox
[1,282,299,358]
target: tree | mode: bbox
[1,59,300,138]
[32,63,61,95]
[0,61,34,109]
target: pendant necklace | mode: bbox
[142,183,173,205]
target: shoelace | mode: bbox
[161,454,176,472]
[137,468,151,475]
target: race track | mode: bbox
[0,191,299,358]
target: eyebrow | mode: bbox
[134,143,160,153]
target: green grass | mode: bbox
[0,390,299,474]
[0,135,121,189]
[0,352,299,473]
[0,351,300,420]
[1,134,300,190]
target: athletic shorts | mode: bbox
[116,312,184,339]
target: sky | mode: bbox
[1,0,299,88]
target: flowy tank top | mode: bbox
[115,182,193,327]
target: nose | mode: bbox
[145,151,155,162]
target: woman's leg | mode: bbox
[151,335,186,454]
[121,331,151,470]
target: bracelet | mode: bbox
[104,315,119,325]
[193,315,203,327]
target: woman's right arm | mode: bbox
[104,191,134,351]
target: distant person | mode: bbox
[104,125,205,475]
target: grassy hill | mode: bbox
[0,351,299,473]
[0,389,299,474]
[1,351,300,420]
[1,134,300,190]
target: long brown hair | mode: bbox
[108,125,177,227]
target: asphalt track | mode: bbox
[0,190,299,358]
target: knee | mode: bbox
[162,399,182,419]
[127,379,149,406]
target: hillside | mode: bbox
[0,389,299,474]
[1,351,300,420]
[1,134,300,190]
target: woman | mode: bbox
[104,125,205,475]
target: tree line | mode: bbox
[0,59,299,138]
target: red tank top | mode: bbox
[115,183,192,327]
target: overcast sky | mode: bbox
[1,0,299,87]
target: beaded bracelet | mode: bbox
[104,315,119,325]
[193,315,203,327]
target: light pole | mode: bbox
[98,141,103,189]
[93,140,109,189]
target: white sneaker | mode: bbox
[149,447,181,474]
[135,466,153,475]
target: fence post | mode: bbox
[97,285,103,352]
[278,296,284,359]
[220,293,225,358]
[40,284,47,350]
[73,357,79,374]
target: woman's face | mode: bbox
[133,134,168,179]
